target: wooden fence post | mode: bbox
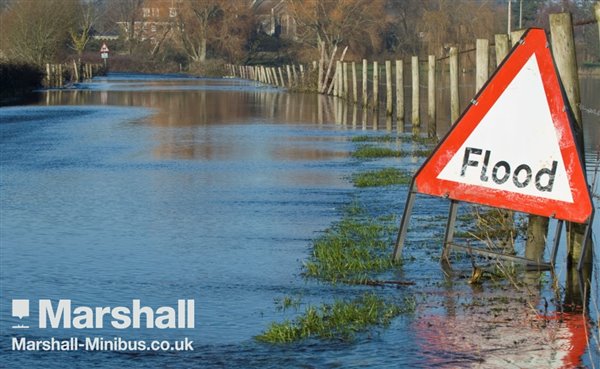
[278,67,285,87]
[449,47,459,124]
[286,65,292,87]
[339,61,344,97]
[318,47,325,92]
[362,59,368,107]
[321,45,337,93]
[494,34,510,67]
[396,60,404,125]
[385,60,392,116]
[58,64,63,87]
[343,62,348,99]
[550,13,590,274]
[73,61,79,82]
[595,2,600,48]
[272,67,279,86]
[326,46,348,95]
[510,29,526,46]
[292,64,298,85]
[427,55,436,138]
[476,39,489,92]
[334,61,341,97]
[351,61,358,104]
[372,61,379,109]
[46,63,51,86]
[411,56,419,127]
[267,67,274,85]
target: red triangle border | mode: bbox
[414,28,592,223]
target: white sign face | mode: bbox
[436,54,573,203]
[101,52,109,59]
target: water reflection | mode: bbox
[39,74,599,151]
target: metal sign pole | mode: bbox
[442,200,459,262]
[577,208,595,272]
[550,219,564,267]
[393,181,417,261]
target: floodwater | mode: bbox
[0,73,599,368]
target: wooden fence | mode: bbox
[44,62,105,88]
[227,11,598,279]
[226,17,597,138]
[226,31,529,138]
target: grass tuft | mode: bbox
[352,135,397,143]
[274,296,302,312]
[352,168,412,187]
[351,135,438,145]
[256,293,415,343]
[303,210,400,283]
[352,145,432,159]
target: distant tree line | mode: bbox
[0,0,597,74]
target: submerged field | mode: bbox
[1,75,598,368]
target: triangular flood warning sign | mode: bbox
[415,28,592,223]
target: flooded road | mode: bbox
[1,74,599,368]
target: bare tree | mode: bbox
[385,0,423,56]
[69,1,96,63]
[1,0,73,65]
[177,0,253,63]
[287,0,388,61]
[210,2,254,62]
[177,0,221,63]
[109,0,144,55]
[418,0,503,56]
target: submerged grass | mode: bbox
[256,292,415,343]
[352,145,432,159]
[454,206,526,247]
[352,168,412,187]
[351,135,438,145]
[303,209,400,283]
[352,135,398,143]
[274,296,302,312]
